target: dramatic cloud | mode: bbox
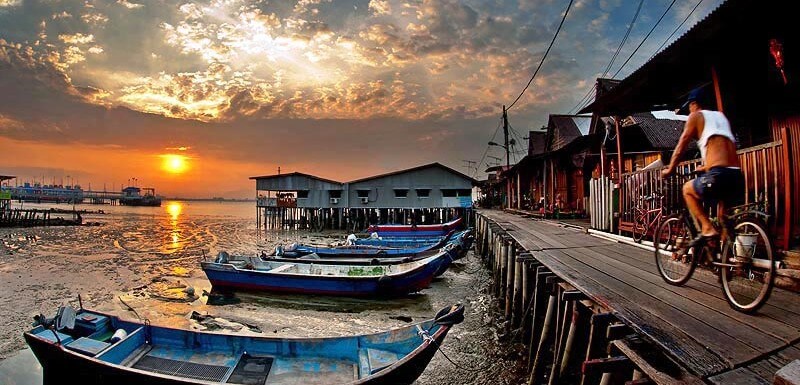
[0,0,727,196]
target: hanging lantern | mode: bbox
[769,38,788,85]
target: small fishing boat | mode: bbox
[365,216,464,237]
[275,240,445,259]
[201,247,452,297]
[350,229,474,260]
[346,230,457,248]
[24,301,465,385]
[222,243,456,278]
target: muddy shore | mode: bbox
[0,215,526,384]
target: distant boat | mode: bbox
[201,247,452,297]
[24,302,465,385]
[119,187,162,207]
[365,217,464,237]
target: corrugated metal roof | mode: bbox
[348,162,476,184]
[627,112,685,149]
[249,172,343,185]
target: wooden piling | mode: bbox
[504,241,516,320]
[529,276,560,385]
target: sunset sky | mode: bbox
[0,0,723,198]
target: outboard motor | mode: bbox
[274,245,284,257]
[215,251,229,264]
[370,232,380,239]
[346,234,358,245]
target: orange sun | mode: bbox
[161,154,189,174]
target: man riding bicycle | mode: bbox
[660,87,744,249]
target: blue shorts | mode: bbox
[692,167,744,205]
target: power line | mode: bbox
[568,83,596,115]
[611,0,678,79]
[507,0,575,110]
[569,0,643,115]
[648,0,704,61]
[473,116,505,178]
[603,0,645,78]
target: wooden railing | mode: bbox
[617,137,792,249]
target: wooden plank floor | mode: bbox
[479,209,800,382]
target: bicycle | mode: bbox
[652,172,775,313]
[631,191,665,243]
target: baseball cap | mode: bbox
[677,87,703,115]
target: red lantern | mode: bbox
[770,38,788,85]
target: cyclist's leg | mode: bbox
[683,179,717,237]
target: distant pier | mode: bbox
[0,208,83,228]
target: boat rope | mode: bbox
[427,332,494,373]
[118,296,141,321]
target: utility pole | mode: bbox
[502,105,510,170]
[502,105,511,208]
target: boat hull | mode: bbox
[24,305,464,385]
[201,253,450,297]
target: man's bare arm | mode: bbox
[663,113,698,175]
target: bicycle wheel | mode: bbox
[720,217,775,313]
[632,208,647,243]
[654,214,698,285]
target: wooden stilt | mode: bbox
[529,277,560,385]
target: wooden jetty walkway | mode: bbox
[475,209,800,385]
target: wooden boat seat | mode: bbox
[33,328,73,345]
[358,348,400,375]
[268,264,295,274]
[66,337,111,356]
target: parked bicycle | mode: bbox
[631,191,665,243]
[652,172,775,313]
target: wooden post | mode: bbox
[529,268,555,370]
[711,66,724,113]
[581,313,614,385]
[560,299,591,384]
[781,126,793,250]
[505,241,516,320]
[529,277,559,385]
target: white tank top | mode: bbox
[698,110,736,162]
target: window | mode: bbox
[328,190,342,198]
[394,189,409,198]
[441,189,471,197]
[297,190,309,199]
[357,189,370,198]
[416,189,431,198]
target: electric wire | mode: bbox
[569,0,643,114]
[648,0,704,61]
[507,0,575,110]
[611,0,678,79]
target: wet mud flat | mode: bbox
[0,219,526,384]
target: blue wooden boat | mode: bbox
[349,229,474,261]
[275,242,440,259]
[240,244,456,277]
[364,217,463,237]
[24,302,465,385]
[347,230,456,248]
[201,247,452,297]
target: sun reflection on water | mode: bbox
[166,201,183,251]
